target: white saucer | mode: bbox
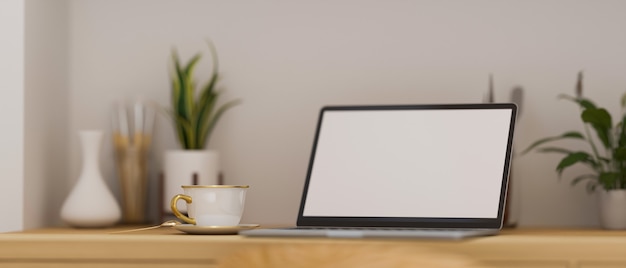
[173,224,260,235]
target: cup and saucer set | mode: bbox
[169,185,259,235]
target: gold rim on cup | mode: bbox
[180,185,249,189]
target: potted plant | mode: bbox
[162,41,240,213]
[523,71,626,229]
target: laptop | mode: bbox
[241,103,517,239]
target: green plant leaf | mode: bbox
[200,98,241,149]
[599,172,620,190]
[581,108,612,130]
[536,147,573,154]
[558,94,597,110]
[170,50,191,148]
[619,114,626,147]
[168,42,239,149]
[185,67,201,148]
[570,174,598,186]
[168,109,193,149]
[521,131,585,155]
[581,108,612,148]
[183,54,202,77]
[621,92,626,109]
[195,90,218,149]
[192,40,220,149]
[182,55,200,119]
[556,152,596,177]
[614,146,626,161]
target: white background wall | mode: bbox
[0,0,25,232]
[65,0,626,227]
[24,0,70,229]
[4,0,626,229]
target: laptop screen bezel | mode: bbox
[296,103,517,229]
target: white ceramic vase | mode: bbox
[60,130,121,228]
[163,150,220,213]
[598,189,626,230]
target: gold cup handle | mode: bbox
[170,194,196,225]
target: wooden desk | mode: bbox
[1,227,626,267]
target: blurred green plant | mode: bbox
[168,41,240,149]
[523,71,626,193]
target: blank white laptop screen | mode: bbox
[302,108,513,219]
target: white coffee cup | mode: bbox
[170,185,249,226]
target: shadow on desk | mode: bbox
[219,243,481,268]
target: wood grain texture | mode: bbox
[2,227,626,267]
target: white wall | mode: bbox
[0,0,25,232]
[62,0,626,227]
[24,0,70,229]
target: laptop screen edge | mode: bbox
[296,103,518,230]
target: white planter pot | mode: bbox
[598,189,626,230]
[163,150,220,213]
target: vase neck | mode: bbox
[79,131,103,176]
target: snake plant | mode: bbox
[523,71,626,192]
[169,42,240,149]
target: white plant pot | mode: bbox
[598,189,626,230]
[163,150,220,213]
